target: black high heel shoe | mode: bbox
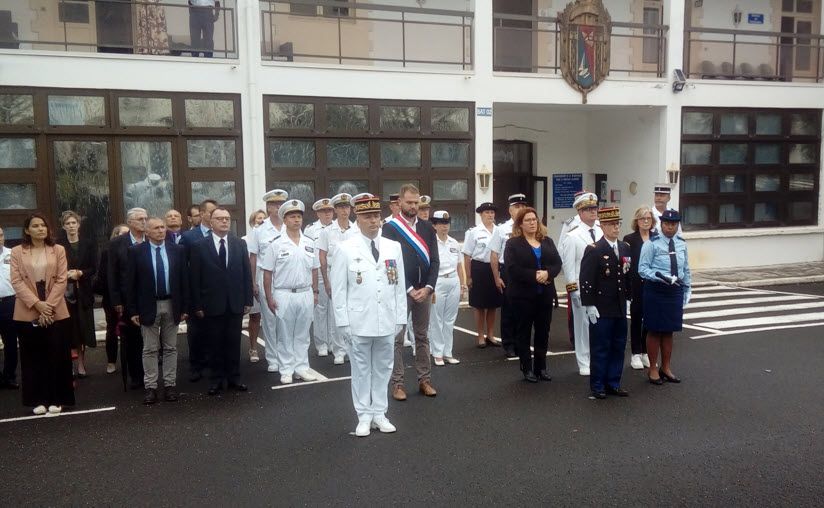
[485,336,501,347]
[476,336,487,349]
[659,369,681,383]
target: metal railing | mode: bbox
[492,13,669,77]
[685,27,823,83]
[0,0,237,58]
[260,0,473,70]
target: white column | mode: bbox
[473,0,494,223]
[240,0,266,218]
[661,0,687,209]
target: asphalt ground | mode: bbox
[2,284,823,506]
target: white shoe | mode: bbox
[33,405,47,415]
[355,421,371,437]
[333,355,345,365]
[433,357,445,366]
[403,338,412,347]
[579,367,590,376]
[371,416,396,433]
[267,365,279,373]
[630,354,643,370]
[317,346,329,357]
[445,357,460,365]
[47,405,62,415]
[641,354,651,368]
[280,375,293,384]
[295,370,317,382]
[106,363,117,374]
[249,349,260,363]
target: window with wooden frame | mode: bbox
[264,96,474,239]
[679,107,821,231]
[0,87,245,247]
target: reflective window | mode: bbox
[682,205,709,225]
[432,142,469,168]
[790,202,813,220]
[433,179,469,200]
[719,144,747,165]
[0,139,36,168]
[790,113,817,135]
[270,140,315,168]
[121,141,174,217]
[720,113,747,135]
[382,180,420,198]
[381,142,421,168]
[118,97,173,127]
[187,140,237,168]
[755,114,782,135]
[0,184,36,210]
[326,104,368,131]
[718,203,744,223]
[754,174,781,192]
[48,96,105,126]
[432,107,469,132]
[719,175,745,193]
[0,95,34,125]
[192,181,237,206]
[327,141,369,168]
[380,106,420,131]
[53,140,110,242]
[789,144,816,164]
[329,180,369,197]
[789,174,815,191]
[681,175,710,194]
[682,112,713,135]
[754,144,781,165]
[268,181,315,205]
[185,99,235,128]
[681,144,711,165]
[269,103,314,130]
[754,203,778,222]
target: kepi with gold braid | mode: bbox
[278,199,305,220]
[597,206,621,223]
[263,188,289,203]
[353,194,382,215]
[312,198,333,212]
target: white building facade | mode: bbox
[0,0,822,269]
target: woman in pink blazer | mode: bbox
[10,213,74,415]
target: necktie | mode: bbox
[371,240,379,262]
[613,243,619,259]
[219,238,227,268]
[589,228,596,242]
[669,238,678,277]
[155,247,167,298]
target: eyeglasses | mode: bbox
[638,217,653,222]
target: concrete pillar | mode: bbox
[473,0,494,222]
[240,0,266,217]
[662,0,686,209]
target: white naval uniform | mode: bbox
[488,218,514,265]
[561,222,603,373]
[428,235,462,358]
[247,219,284,371]
[261,232,320,377]
[317,219,360,359]
[331,234,407,423]
[304,220,332,354]
[557,215,581,254]
[462,224,496,263]
[241,234,260,315]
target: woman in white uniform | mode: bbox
[462,202,502,348]
[428,211,466,366]
[242,209,266,362]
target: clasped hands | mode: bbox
[34,301,55,327]
[410,286,432,303]
[534,270,550,285]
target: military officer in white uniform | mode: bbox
[262,199,320,385]
[304,198,335,357]
[317,193,360,365]
[428,211,465,366]
[652,183,682,235]
[247,189,287,373]
[332,194,406,437]
[561,191,603,376]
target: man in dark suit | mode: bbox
[164,209,184,245]
[126,217,189,405]
[108,207,148,389]
[382,184,440,400]
[580,207,632,400]
[179,199,217,382]
[189,207,253,396]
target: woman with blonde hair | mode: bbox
[623,206,657,371]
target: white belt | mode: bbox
[274,287,311,293]
[439,271,457,278]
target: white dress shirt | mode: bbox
[462,224,496,262]
[260,232,320,289]
[0,247,14,298]
[436,235,461,276]
[211,233,229,267]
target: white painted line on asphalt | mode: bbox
[690,321,824,339]
[689,290,768,300]
[271,376,350,390]
[691,285,736,292]
[0,406,116,424]
[696,311,824,330]
[682,323,724,334]
[453,325,502,343]
[684,295,816,309]
[684,301,824,320]
[505,351,575,361]
[305,368,328,381]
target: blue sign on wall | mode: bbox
[748,13,764,24]
[552,173,583,209]
[476,107,492,117]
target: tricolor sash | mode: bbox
[386,215,430,268]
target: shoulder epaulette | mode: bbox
[675,235,684,241]
[563,216,576,226]
[273,235,281,241]
[567,225,579,233]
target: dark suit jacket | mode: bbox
[504,236,562,302]
[93,247,111,305]
[580,237,632,318]
[107,232,140,309]
[180,226,210,257]
[165,230,184,245]
[189,233,253,316]
[125,241,189,326]
[57,237,98,307]
[382,217,440,290]
[622,231,649,299]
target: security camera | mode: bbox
[672,69,686,93]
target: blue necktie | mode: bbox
[155,247,167,298]
[669,239,678,277]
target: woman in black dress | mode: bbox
[622,205,656,371]
[94,224,129,374]
[57,211,98,378]
[461,203,503,348]
[503,208,562,382]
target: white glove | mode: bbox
[668,275,678,285]
[570,291,582,308]
[585,306,600,324]
[683,289,691,307]
[395,324,404,337]
[337,326,351,343]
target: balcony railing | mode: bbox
[260,0,473,70]
[0,0,237,58]
[685,27,823,83]
[492,13,668,77]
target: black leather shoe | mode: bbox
[227,383,248,392]
[538,370,552,381]
[504,349,518,359]
[659,369,681,383]
[648,376,664,385]
[523,370,538,383]
[189,371,203,383]
[606,386,629,397]
[143,388,157,405]
[485,337,501,347]
[592,391,607,399]
[207,385,221,396]
[164,387,179,402]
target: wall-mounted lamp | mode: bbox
[666,163,681,185]
[733,5,743,26]
[477,164,492,193]
[673,69,686,93]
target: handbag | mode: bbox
[65,280,78,304]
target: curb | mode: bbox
[692,275,824,288]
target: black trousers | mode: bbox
[0,296,19,383]
[18,320,75,407]
[103,304,119,364]
[499,266,516,353]
[120,320,144,384]
[187,316,208,374]
[629,279,647,355]
[513,296,552,374]
[205,313,242,386]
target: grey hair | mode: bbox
[126,207,148,221]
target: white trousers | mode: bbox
[312,278,332,352]
[571,298,591,371]
[349,333,394,422]
[274,289,313,376]
[428,276,460,358]
[256,269,279,370]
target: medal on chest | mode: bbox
[385,259,398,285]
[356,271,362,284]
